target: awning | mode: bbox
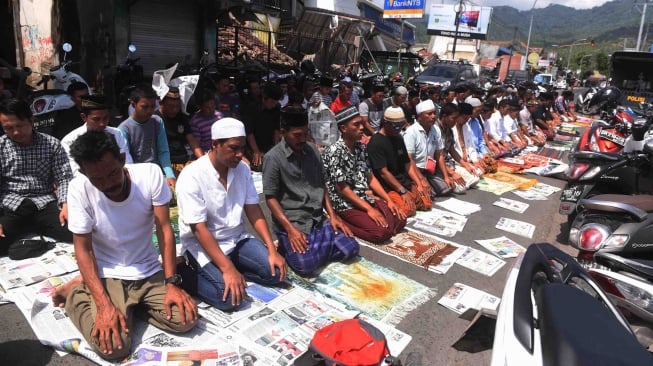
[280,7,374,70]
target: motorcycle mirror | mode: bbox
[128,44,137,53]
[22,66,32,75]
[62,43,72,53]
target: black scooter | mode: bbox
[569,142,653,265]
[559,120,653,223]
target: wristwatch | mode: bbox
[164,274,183,286]
[399,187,408,195]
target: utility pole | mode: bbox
[451,0,464,59]
[636,1,649,51]
[523,0,539,70]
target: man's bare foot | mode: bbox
[51,275,83,308]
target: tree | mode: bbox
[595,52,609,75]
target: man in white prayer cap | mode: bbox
[175,118,287,312]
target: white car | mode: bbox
[555,79,567,89]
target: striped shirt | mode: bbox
[0,132,72,210]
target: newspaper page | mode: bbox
[492,197,529,214]
[455,246,506,277]
[512,188,548,201]
[438,283,501,315]
[496,217,535,238]
[410,208,468,232]
[0,244,77,290]
[251,172,263,195]
[435,198,481,216]
[411,222,457,237]
[197,282,293,328]
[529,182,562,197]
[474,236,526,259]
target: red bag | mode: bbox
[295,318,391,366]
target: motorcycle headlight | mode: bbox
[579,166,602,181]
[614,278,653,313]
[602,234,629,249]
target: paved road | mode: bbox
[1,174,573,366]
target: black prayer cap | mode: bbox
[334,105,360,125]
[319,76,333,88]
[80,94,109,110]
[280,106,308,129]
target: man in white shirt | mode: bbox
[403,99,451,196]
[176,118,287,312]
[61,95,132,175]
[52,131,196,361]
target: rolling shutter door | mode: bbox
[129,0,199,77]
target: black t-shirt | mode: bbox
[243,104,280,153]
[532,105,552,129]
[367,132,412,191]
[154,110,192,164]
[53,106,84,140]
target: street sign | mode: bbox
[383,0,425,19]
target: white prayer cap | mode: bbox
[467,98,482,107]
[211,117,246,140]
[415,99,436,115]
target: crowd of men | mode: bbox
[0,72,574,360]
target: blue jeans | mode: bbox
[177,238,282,311]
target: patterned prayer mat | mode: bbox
[536,146,567,161]
[482,172,538,190]
[289,257,436,325]
[358,230,459,271]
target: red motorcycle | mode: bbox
[575,107,634,153]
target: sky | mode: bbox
[427,0,614,11]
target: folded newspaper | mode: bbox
[438,283,501,315]
[474,236,526,259]
[495,217,535,238]
[455,246,506,277]
[492,197,529,214]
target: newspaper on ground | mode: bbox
[197,282,293,328]
[528,182,562,197]
[511,188,548,201]
[14,274,412,366]
[435,197,481,216]
[476,178,516,195]
[438,283,501,315]
[492,197,529,214]
[0,243,77,291]
[410,208,468,232]
[474,236,526,259]
[455,246,506,277]
[411,222,457,237]
[495,217,536,238]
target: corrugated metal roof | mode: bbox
[280,7,373,71]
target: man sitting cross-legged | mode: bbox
[322,106,407,243]
[263,107,359,276]
[51,131,197,361]
[175,118,287,311]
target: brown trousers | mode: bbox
[65,271,196,361]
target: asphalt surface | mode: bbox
[0,174,573,366]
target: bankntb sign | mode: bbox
[383,0,425,19]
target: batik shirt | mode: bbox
[322,138,374,213]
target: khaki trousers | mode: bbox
[65,271,195,361]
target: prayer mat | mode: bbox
[152,206,181,249]
[289,257,436,325]
[482,172,538,190]
[476,178,517,195]
[536,146,566,161]
[358,230,460,271]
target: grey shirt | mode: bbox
[262,139,325,234]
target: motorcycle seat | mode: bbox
[589,194,653,212]
[538,283,652,366]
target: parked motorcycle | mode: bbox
[39,43,89,92]
[559,120,653,222]
[27,89,75,135]
[491,243,652,366]
[577,83,614,115]
[113,44,144,120]
[590,251,653,327]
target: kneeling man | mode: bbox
[263,107,359,276]
[54,131,197,360]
